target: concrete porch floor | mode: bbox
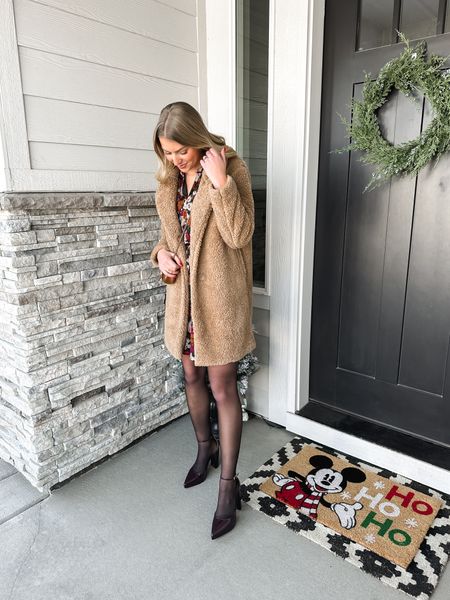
[0,413,449,600]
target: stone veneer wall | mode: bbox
[0,192,186,492]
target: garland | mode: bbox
[338,34,450,191]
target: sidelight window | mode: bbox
[236,0,269,289]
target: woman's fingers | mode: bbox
[160,251,182,275]
[201,147,227,189]
[172,254,183,267]
[205,147,225,163]
[166,262,180,275]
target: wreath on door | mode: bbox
[338,33,450,191]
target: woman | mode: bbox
[149,102,256,539]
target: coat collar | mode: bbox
[190,169,213,252]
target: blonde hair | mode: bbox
[153,101,237,182]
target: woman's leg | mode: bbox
[207,361,242,516]
[182,355,216,474]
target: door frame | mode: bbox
[277,0,449,494]
[266,0,324,425]
[204,0,450,493]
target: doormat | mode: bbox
[240,436,450,599]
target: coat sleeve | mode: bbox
[149,222,169,267]
[209,163,255,249]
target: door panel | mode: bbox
[309,0,450,447]
[400,159,450,395]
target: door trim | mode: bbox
[203,0,236,148]
[266,0,325,425]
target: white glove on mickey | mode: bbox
[331,502,363,529]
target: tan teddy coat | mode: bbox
[150,155,256,366]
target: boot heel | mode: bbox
[235,477,242,510]
[183,437,219,488]
[211,441,220,468]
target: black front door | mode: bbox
[308,0,450,456]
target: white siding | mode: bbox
[25,96,159,148]
[28,141,153,172]
[20,47,198,114]
[0,133,5,192]
[1,0,205,191]
[32,0,198,50]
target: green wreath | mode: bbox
[339,34,450,191]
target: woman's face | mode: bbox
[159,136,202,175]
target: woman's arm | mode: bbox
[209,163,255,249]
[149,223,169,267]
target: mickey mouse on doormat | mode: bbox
[272,454,366,528]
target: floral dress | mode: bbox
[176,167,203,362]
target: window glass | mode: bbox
[236,0,269,289]
[357,0,395,51]
[400,0,440,40]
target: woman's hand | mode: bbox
[157,248,183,277]
[200,147,227,189]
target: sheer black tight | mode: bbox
[182,356,242,517]
[182,356,215,474]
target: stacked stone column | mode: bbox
[0,192,186,491]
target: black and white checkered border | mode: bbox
[240,435,450,600]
